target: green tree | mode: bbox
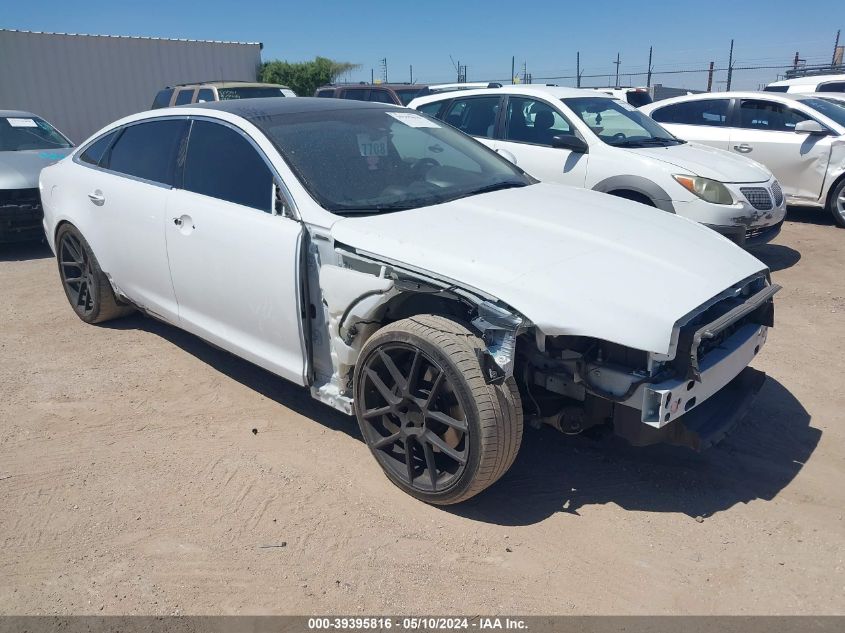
[260,57,360,97]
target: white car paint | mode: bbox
[640,91,845,209]
[40,99,774,456]
[765,74,845,94]
[408,85,786,246]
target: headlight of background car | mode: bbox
[673,175,734,205]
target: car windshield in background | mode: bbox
[797,97,845,128]
[250,107,531,215]
[217,87,289,100]
[0,117,73,151]
[394,88,424,105]
[564,97,683,147]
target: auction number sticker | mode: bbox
[6,118,38,128]
[386,112,441,128]
[357,134,389,157]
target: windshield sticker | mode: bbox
[357,134,389,157]
[7,118,38,128]
[386,112,441,128]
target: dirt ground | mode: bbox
[1,207,843,616]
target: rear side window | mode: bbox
[103,120,188,186]
[151,89,174,109]
[738,99,809,131]
[79,130,118,166]
[316,89,335,98]
[764,85,789,92]
[818,81,845,93]
[651,99,729,126]
[196,88,215,103]
[442,96,501,138]
[182,120,273,212]
[368,90,395,104]
[341,89,370,101]
[174,89,195,106]
[416,101,445,117]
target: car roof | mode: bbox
[0,109,39,118]
[169,81,290,89]
[188,96,402,116]
[410,84,615,106]
[640,91,811,110]
[767,74,845,87]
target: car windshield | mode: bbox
[563,96,683,147]
[394,89,424,105]
[797,97,845,128]
[217,87,289,100]
[0,116,73,151]
[250,107,532,215]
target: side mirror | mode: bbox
[550,134,589,153]
[794,120,829,135]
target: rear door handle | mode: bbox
[87,190,105,205]
[173,217,182,226]
[733,144,753,153]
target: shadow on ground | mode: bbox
[750,243,801,272]
[0,240,52,262]
[106,313,819,526]
[786,206,835,226]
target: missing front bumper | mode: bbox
[612,366,766,451]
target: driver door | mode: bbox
[491,96,589,187]
[165,119,306,385]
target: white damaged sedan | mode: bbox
[40,99,779,504]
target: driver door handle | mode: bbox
[87,190,105,206]
[733,144,753,153]
[173,217,182,226]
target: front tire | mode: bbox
[353,315,523,505]
[828,178,845,228]
[55,224,133,324]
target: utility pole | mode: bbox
[646,46,653,88]
[706,61,715,92]
[834,30,841,67]
[726,39,734,91]
[522,61,527,85]
[576,51,581,88]
[409,65,413,83]
[613,52,621,88]
[511,56,515,84]
[370,68,374,84]
[380,58,388,83]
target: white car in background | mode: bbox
[765,74,845,94]
[640,92,845,227]
[40,98,778,504]
[409,85,786,247]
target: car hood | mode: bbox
[330,183,768,356]
[623,142,771,183]
[0,149,73,189]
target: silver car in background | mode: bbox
[1,110,74,243]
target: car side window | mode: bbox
[416,101,444,117]
[368,90,395,104]
[316,89,335,98]
[182,120,273,212]
[102,120,188,186]
[651,99,729,126]
[738,99,810,131]
[818,81,845,93]
[151,89,174,109]
[196,88,215,103]
[442,96,500,138]
[341,89,370,101]
[504,97,572,146]
[78,130,119,166]
[174,89,195,106]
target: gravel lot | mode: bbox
[1,208,843,616]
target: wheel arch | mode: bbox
[592,175,675,213]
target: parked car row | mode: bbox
[36,96,781,504]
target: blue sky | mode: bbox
[4,1,842,89]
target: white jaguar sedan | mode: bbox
[40,98,778,504]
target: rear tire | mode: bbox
[828,178,845,228]
[55,223,133,324]
[353,315,523,505]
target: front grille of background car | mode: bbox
[771,181,784,206]
[740,187,774,211]
[0,188,41,209]
[0,188,43,232]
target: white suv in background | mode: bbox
[765,74,845,94]
[409,86,786,247]
[640,92,845,226]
